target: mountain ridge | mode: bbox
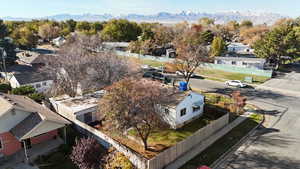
[1,11,287,25]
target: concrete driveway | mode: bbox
[190,78,300,169]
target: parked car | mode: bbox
[225,80,247,88]
[176,71,196,78]
[143,71,171,83]
[142,65,163,73]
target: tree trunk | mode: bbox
[142,138,148,150]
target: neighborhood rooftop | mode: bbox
[50,90,106,113]
[13,71,52,85]
[215,56,266,61]
[0,93,70,140]
[0,93,70,124]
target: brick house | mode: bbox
[0,93,70,160]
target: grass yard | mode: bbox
[129,57,270,84]
[129,57,165,67]
[180,113,263,169]
[100,101,229,159]
[197,68,270,84]
[128,109,226,149]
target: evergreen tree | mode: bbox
[210,36,227,56]
[253,24,300,68]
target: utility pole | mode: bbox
[0,47,7,81]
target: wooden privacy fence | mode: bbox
[64,111,229,169]
[148,113,229,169]
[71,119,149,169]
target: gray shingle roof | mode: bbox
[0,94,70,140]
[0,94,70,124]
[6,64,52,85]
[10,113,42,140]
[14,72,52,85]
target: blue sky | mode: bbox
[1,0,299,18]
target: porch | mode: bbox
[0,138,64,168]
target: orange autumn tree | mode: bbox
[99,78,176,150]
[231,91,247,115]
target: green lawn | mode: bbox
[180,113,263,169]
[130,58,270,84]
[128,112,224,148]
[130,57,165,67]
[197,68,270,84]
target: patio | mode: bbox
[0,138,64,169]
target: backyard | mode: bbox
[96,91,240,159]
[128,111,225,148]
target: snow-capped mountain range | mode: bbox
[1,11,287,25]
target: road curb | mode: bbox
[210,112,265,169]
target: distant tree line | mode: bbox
[1,17,300,68]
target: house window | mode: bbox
[217,60,222,64]
[84,112,93,124]
[180,108,187,117]
[165,109,169,115]
[0,137,3,150]
[36,83,41,88]
[242,62,247,66]
[193,106,201,112]
[42,82,47,86]
[232,61,237,65]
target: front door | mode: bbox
[21,139,32,149]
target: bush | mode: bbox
[28,93,45,103]
[105,152,135,169]
[0,83,11,93]
[70,138,106,169]
[12,85,36,95]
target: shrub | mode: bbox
[70,138,106,169]
[0,83,11,93]
[28,93,45,103]
[12,85,35,95]
[105,152,135,169]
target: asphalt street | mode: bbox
[190,78,300,169]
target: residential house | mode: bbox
[0,93,70,159]
[227,43,254,54]
[49,90,106,124]
[214,56,267,70]
[1,54,55,93]
[1,64,53,93]
[161,91,205,129]
[52,37,66,47]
